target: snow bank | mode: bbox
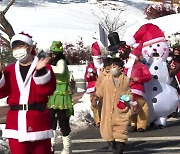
[70,93,93,133]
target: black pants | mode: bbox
[49,108,71,136]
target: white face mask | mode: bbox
[13,47,29,62]
[110,67,119,76]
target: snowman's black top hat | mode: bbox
[108,32,126,51]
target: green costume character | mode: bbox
[48,41,73,154]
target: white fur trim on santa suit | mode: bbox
[86,87,95,94]
[3,129,53,142]
[127,66,133,78]
[0,73,5,88]
[133,37,166,48]
[125,57,136,69]
[132,43,139,48]
[125,36,136,46]
[131,89,145,97]
[33,70,51,85]
[92,55,102,58]
[2,56,53,142]
[143,37,166,47]
[129,53,137,59]
[11,33,33,46]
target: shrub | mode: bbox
[0,39,15,66]
[144,3,176,19]
[148,0,179,4]
[63,37,93,65]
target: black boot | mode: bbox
[112,141,116,154]
[150,121,155,128]
[112,141,126,154]
[116,142,126,154]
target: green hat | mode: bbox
[50,41,63,52]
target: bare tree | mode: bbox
[93,2,127,34]
[0,0,15,48]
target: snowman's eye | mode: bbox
[157,44,160,47]
[149,45,152,48]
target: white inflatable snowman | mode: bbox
[127,23,179,128]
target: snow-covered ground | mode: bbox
[0,0,180,136]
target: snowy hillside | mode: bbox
[1,0,179,50]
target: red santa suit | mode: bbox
[84,62,98,93]
[0,56,56,142]
[84,42,103,94]
[125,62,152,97]
[84,42,103,126]
[124,43,151,131]
[0,32,56,154]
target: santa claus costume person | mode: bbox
[84,42,103,127]
[124,43,152,132]
[0,32,56,154]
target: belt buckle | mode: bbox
[23,104,28,111]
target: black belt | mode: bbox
[10,103,47,112]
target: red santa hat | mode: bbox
[127,23,166,47]
[91,42,101,58]
[11,32,33,46]
[125,42,143,69]
[11,32,36,55]
[129,42,143,59]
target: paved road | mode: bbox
[0,105,179,154]
[54,117,180,154]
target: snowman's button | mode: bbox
[153,75,158,79]
[154,66,158,70]
[153,87,157,91]
[152,98,157,103]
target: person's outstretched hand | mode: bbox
[36,57,51,70]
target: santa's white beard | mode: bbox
[93,59,104,69]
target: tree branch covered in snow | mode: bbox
[0,0,15,42]
[3,0,15,14]
[92,2,127,33]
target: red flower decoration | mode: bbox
[19,32,32,38]
[56,44,59,47]
[67,90,71,93]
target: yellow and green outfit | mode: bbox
[48,40,73,153]
[48,59,74,117]
[48,59,74,139]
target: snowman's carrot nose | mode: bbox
[153,48,157,53]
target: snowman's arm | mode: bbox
[137,65,152,83]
